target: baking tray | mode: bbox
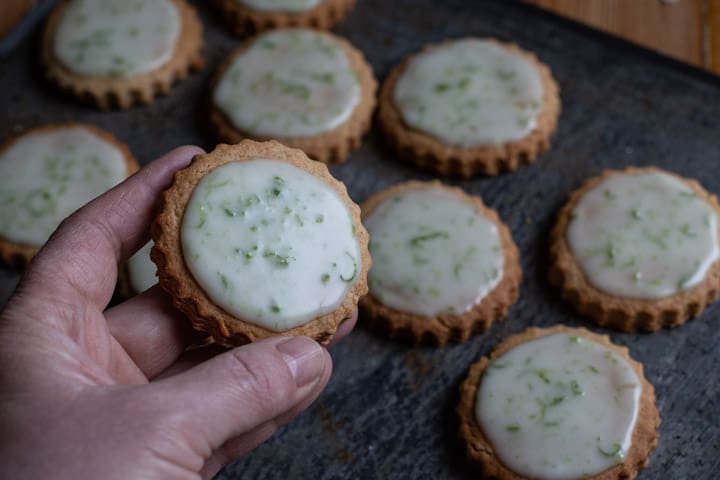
[1,0,719,478]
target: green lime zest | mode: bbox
[536,369,551,384]
[597,443,623,459]
[263,250,294,268]
[410,231,449,247]
[570,380,583,396]
[339,251,357,283]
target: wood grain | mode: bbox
[524,0,705,68]
[709,0,720,72]
[0,0,36,39]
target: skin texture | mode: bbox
[0,146,356,479]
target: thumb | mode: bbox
[154,336,330,454]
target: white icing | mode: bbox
[54,0,181,77]
[568,172,719,299]
[181,159,360,331]
[0,127,128,246]
[476,333,641,480]
[128,241,156,293]
[237,0,322,12]
[213,29,361,138]
[364,187,503,316]
[393,39,544,148]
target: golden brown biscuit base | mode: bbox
[549,167,720,332]
[41,0,204,110]
[151,140,371,346]
[208,29,377,165]
[212,0,355,35]
[377,38,561,178]
[457,325,660,480]
[359,181,522,345]
[0,123,139,269]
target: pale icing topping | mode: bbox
[393,39,544,148]
[237,0,322,12]
[128,241,156,293]
[0,127,128,246]
[213,29,361,138]
[476,333,641,480]
[364,187,503,316]
[181,159,360,331]
[54,0,181,77]
[567,172,719,299]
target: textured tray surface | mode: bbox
[1,1,719,478]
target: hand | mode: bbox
[0,146,356,479]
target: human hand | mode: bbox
[0,146,356,479]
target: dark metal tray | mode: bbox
[1,1,719,478]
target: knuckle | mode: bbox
[222,349,291,409]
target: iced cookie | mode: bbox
[0,123,138,268]
[118,241,157,298]
[549,167,720,331]
[458,326,660,480]
[42,0,203,109]
[378,38,560,177]
[212,0,355,35]
[359,181,521,345]
[210,29,376,164]
[151,140,370,346]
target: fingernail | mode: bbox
[276,336,326,388]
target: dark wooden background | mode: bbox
[0,0,718,478]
